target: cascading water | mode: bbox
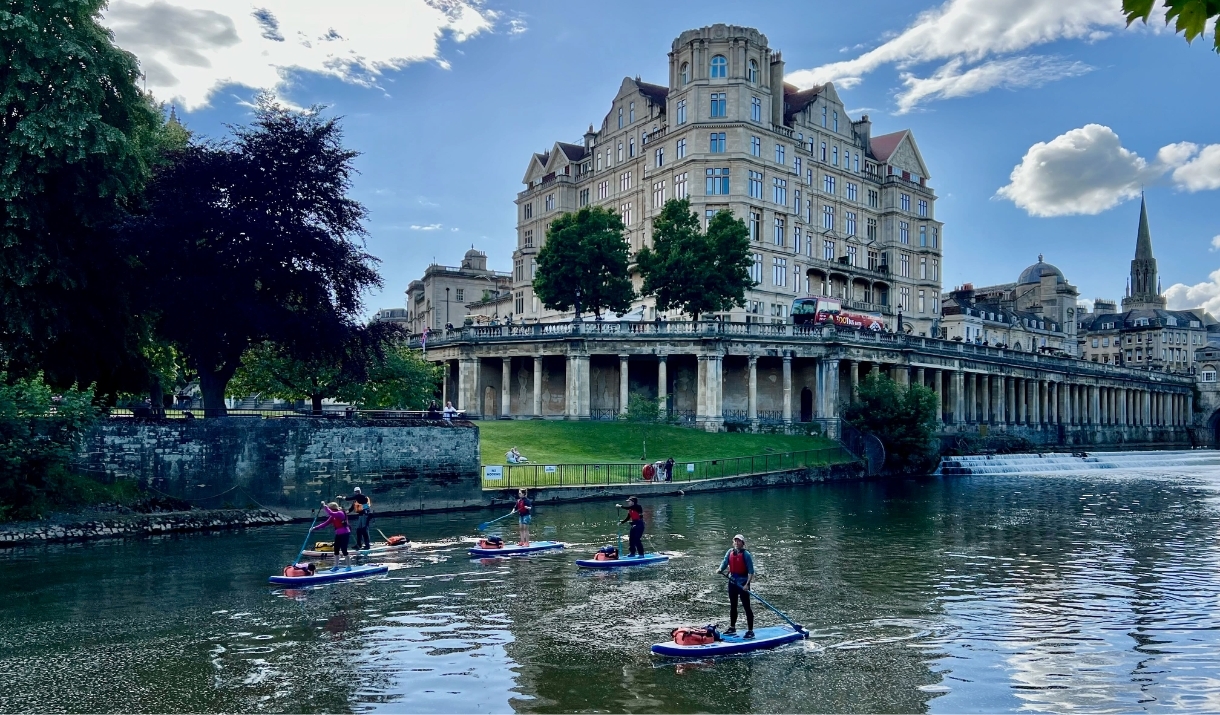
[937,449,1220,476]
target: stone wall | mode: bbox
[0,508,290,547]
[76,419,482,518]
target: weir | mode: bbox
[938,449,1220,476]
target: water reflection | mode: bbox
[0,457,1218,713]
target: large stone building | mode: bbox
[401,249,512,334]
[939,255,1080,355]
[510,24,944,336]
[1076,198,1207,373]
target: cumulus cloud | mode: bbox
[895,55,1092,113]
[1165,272,1220,316]
[410,223,443,231]
[103,0,500,110]
[1212,235,1220,251]
[785,0,1146,111]
[997,125,1220,216]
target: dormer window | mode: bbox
[710,54,727,78]
[748,59,758,83]
[680,63,689,85]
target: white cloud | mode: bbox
[1165,271,1220,316]
[997,125,1220,216]
[1212,235,1220,251]
[103,0,499,110]
[410,223,443,231]
[1172,145,1220,192]
[1077,298,1096,313]
[895,55,1092,113]
[507,18,527,35]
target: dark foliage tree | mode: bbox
[843,373,940,475]
[1124,0,1220,53]
[0,0,179,395]
[636,199,753,321]
[129,98,380,415]
[532,206,635,318]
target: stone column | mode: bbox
[964,374,975,423]
[657,355,668,414]
[782,352,793,424]
[817,358,841,419]
[1006,377,1016,426]
[618,354,629,415]
[1040,381,1049,425]
[501,357,512,418]
[1187,392,1194,425]
[992,375,1003,424]
[532,356,543,417]
[441,361,449,407]
[1015,378,1026,425]
[1142,390,1151,426]
[565,353,590,420]
[982,374,991,424]
[1091,386,1101,425]
[932,369,944,422]
[849,360,860,396]
[458,357,478,415]
[951,370,965,424]
[916,367,926,390]
[1029,379,1040,426]
[696,354,724,431]
[747,356,758,422]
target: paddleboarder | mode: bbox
[337,487,373,550]
[514,489,533,545]
[312,501,351,570]
[616,496,645,557]
[717,534,755,638]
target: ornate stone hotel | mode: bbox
[407,25,1199,448]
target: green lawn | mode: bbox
[478,420,842,466]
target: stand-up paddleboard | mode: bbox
[468,541,565,557]
[301,542,409,558]
[576,553,669,569]
[268,563,389,586]
[651,625,807,657]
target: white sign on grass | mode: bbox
[544,465,557,473]
[484,466,503,480]
[687,463,695,473]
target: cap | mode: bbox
[733,534,745,543]
[353,487,362,493]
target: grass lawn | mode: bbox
[478,420,842,466]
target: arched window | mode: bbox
[710,54,727,78]
[680,63,689,84]
[748,59,758,83]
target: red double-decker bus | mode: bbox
[791,297,886,331]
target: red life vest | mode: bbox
[728,549,748,576]
[515,498,531,515]
[627,506,643,522]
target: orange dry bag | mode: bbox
[672,627,716,646]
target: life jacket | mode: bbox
[283,562,316,578]
[627,506,643,522]
[672,625,721,646]
[314,541,334,552]
[478,536,504,549]
[353,496,371,514]
[594,545,619,560]
[728,549,748,576]
[385,535,408,546]
[515,498,531,516]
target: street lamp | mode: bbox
[445,287,450,326]
[574,286,582,322]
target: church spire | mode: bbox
[1135,193,1154,260]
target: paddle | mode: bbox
[718,571,805,633]
[293,507,321,564]
[477,510,515,531]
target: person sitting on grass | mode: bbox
[506,447,529,464]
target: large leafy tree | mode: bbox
[843,373,940,475]
[346,343,443,410]
[1124,0,1220,53]
[0,0,176,395]
[129,99,381,415]
[533,206,635,318]
[636,199,754,321]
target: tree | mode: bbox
[345,344,443,410]
[636,199,754,321]
[622,393,663,460]
[842,373,940,475]
[1124,0,1220,53]
[227,341,352,415]
[533,206,635,318]
[0,1,179,395]
[129,98,381,415]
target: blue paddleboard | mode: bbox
[468,540,565,557]
[268,563,389,586]
[651,625,807,657]
[576,553,670,569]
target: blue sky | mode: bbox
[102,0,1220,316]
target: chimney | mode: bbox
[584,124,596,150]
[769,51,785,128]
[853,114,872,146]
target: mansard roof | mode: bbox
[557,142,587,162]
[1079,307,1205,331]
[634,79,669,106]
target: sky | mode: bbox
[99,0,1220,317]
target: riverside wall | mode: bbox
[0,508,291,547]
[76,419,483,518]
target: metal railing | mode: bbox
[481,446,855,489]
[106,407,459,420]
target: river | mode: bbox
[2,450,1219,713]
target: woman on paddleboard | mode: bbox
[514,489,533,545]
[617,496,645,557]
[312,501,351,570]
[717,534,755,638]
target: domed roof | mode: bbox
[464,247,485,259]
[1018,254,1065,285]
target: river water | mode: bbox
[2,451,1220,713]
